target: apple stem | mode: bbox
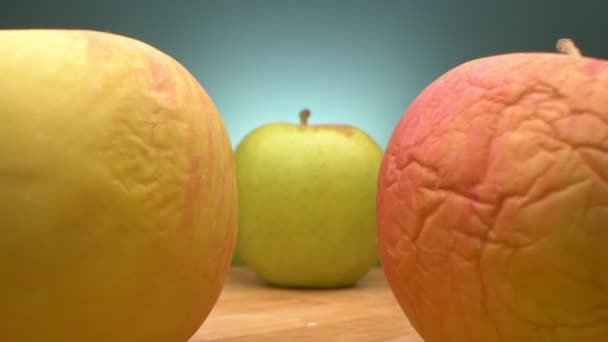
[299,109,310,125]
[556,38,582,57]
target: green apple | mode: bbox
[235,109,383,288]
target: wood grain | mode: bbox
[190,267,423,342]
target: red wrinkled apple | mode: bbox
[377,39,608,341]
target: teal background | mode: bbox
[2,1,607,267]
[3,0,608,150]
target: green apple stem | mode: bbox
[556,38,582,57]
[299,109,311,125]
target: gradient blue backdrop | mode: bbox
[3,0,608,149]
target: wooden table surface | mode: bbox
[190,267,423,342]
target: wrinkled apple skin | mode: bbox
[377,52,608,342]
[0,29,237,342]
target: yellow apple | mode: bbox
[0,29,237,342]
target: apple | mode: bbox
[235,109,383,288]
[377,39,608,341]
[0,29,238,342]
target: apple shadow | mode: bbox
[229,266,381,292]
